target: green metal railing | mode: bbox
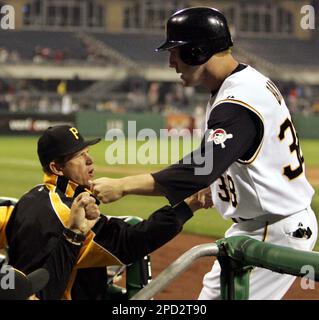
[131,243,218,300]
[124,216,152,299]
[3,195,318,300]
[131,235,319,300]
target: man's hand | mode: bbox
[67,192,100,235]
[89,177,125,204]
[90,174,159,204]
[184,187,214,212]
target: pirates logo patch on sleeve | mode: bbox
[207,128,233,148]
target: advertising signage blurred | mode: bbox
[0,113,75,135]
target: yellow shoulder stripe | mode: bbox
[214,98,265,164]
[0,205,14,248]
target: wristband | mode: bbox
[63,228,86,245]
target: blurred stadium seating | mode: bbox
[92,32,168,66]
[0,0,318,130]
[0,30,87,62]
[236,37,319,68]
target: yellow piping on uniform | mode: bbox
[262,222,269,242]
[0,205,14,248]
[213,99,265,164]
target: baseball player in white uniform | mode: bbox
[91,7,318,300]
[198,63,317,300]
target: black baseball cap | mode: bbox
[37,125,101,167]
[0,266,49,300]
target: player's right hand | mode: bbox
[89,177,125,204]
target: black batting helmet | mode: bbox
[156,7,233,66]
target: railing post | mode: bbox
[123,216,152,299]
[217,239,252,300]
[126,255,152,299]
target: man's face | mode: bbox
[169,47,204,87]
[61,147,94,187]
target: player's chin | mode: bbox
[181,75,195,87]
[181,77,190,87]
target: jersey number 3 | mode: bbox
[278,118,304,180]
[218,175,238,207]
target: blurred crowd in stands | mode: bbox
[0,44,115,65]
[32,44,113,65]
[0,40,318,116]
[0,47,21,63]
[0,31,318,116]
[33,46,72,64]
[0,77,319,116]
[277,81,319,115]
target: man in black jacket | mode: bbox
[0,192,95,300]
[5,125,211,300]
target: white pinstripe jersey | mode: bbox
[206,65,314,219]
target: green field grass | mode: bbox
[0,136,318,248]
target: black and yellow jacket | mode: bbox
[5,174,193,300]
[0,199,15,248]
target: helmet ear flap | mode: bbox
[191,47,203,57]
[180,44,214,66]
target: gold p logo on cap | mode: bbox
[69,127,79,140]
